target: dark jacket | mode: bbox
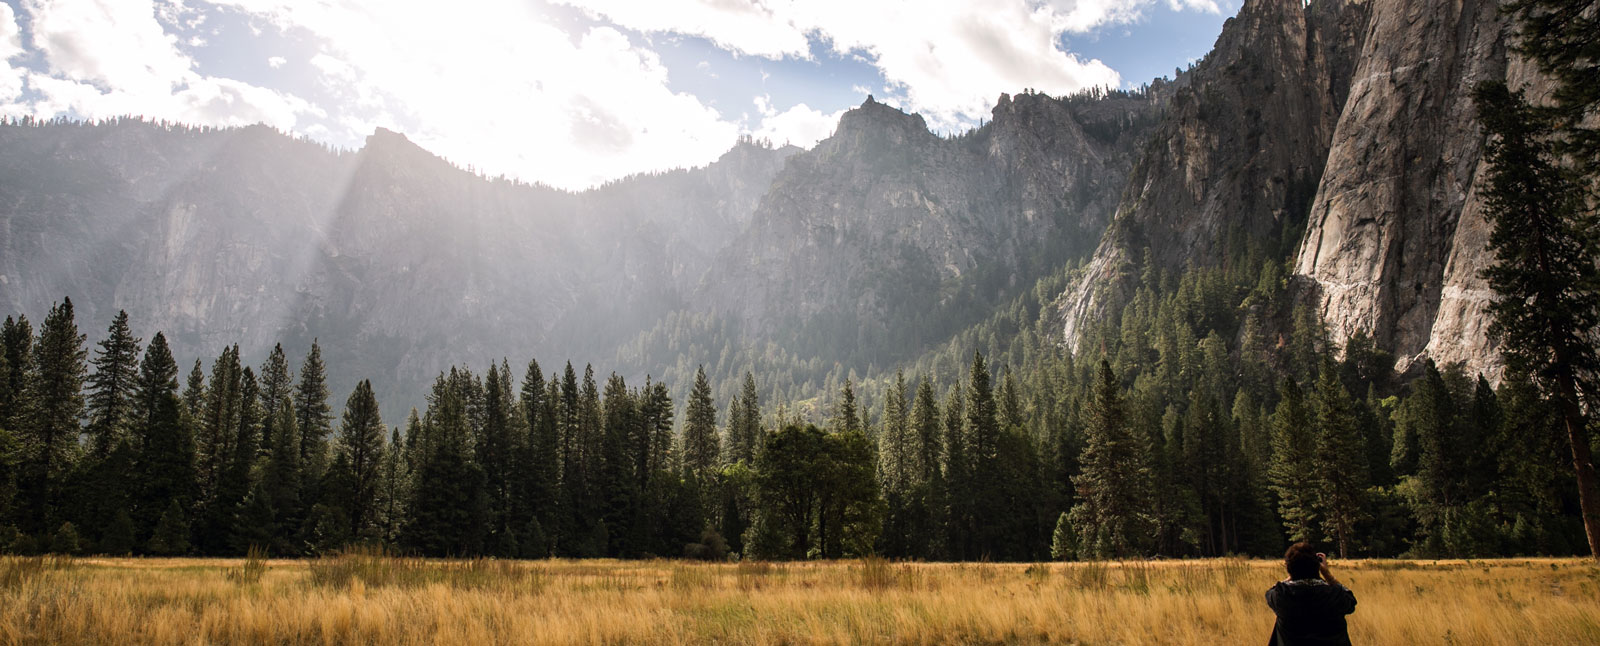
[1265,578,1356,646]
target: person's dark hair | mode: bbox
[1284,542,1322,580]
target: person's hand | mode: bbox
[1316,553,1341,586]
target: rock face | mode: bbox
[1056,0,1529,381]
[1058,0,1369,344]
[1293,0,1535,379]
[707,91,1163,364]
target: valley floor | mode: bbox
[0,554,1595,645]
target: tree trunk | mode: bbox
[1555,374,1600,560]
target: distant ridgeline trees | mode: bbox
[0,283,1588,559]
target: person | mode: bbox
[1265,542,1356,646]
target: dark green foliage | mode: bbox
[0,315,32,435]
[748,423,879,559]
[85,310,140,457]
[148,500,190,555]
[1474,78,1600,558]
[0,291,1589,560]
[100,509,135,555]
[1269,379,1317,543]
[295,341,333,474]
[403,371,488,556]
[681,366,719,478]
[1068,361,1153,559]
[258,344,292,455]
[18,299,87,535]
[1311,362,1368,558]
[334,379,385,539]
[130,333,196,547]
[1505,0,1600,176]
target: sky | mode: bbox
[0,0,1233,190]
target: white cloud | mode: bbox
[8,0,316,129]
[0,4,23,60]
[0,5,26,107]
[202,0,741,189]
[560,0,810,59]
[751,95,842,147]
[266,55,286,68]
[552,0,1217,129]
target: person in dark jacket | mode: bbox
[1265,542,1356,646]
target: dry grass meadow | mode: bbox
[0,552,1596,645]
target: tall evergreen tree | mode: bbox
[878,371,912,496]
[1311,362,1369,558]
[18,298,87,535]
[129,332,195,545]
[257,344,292,454]
[830,378,861,435]
[1269,378,1317,543]
[517,360,557,557]
[182,359,206,421]
[1067,361,1153,559]
[260,400,302,555]
[85,310,140,457]
[295,340,332,475]
[405,371,488,555]
[195,346,241,514]
[477,364,517,554]
[1474,80,1600,558]
[681,365,719,478]
[734,372,762,464]
[335,379,385,538]
[0,315,32,434]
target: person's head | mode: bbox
[1284,542,1322,580]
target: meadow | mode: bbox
[0,552,1595,645]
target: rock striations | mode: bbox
[1293,0,1542,379]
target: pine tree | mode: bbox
[182,359,206,421]
[0,315,32,434]
[878,371,912,497]
[1269,378,1317,543]
[257,344,292,455]
[19,298,87,535]
[830,379,860,435]
[681,366,719,478]
[374,426,408,545]
[196,346,241,518]
[335,379,385,538]
[130,332,196,545]
[1067,361,1153,559]
[1505,0,1600,176]
[1311,362,1368,558]
[295,340,332,474]
[478,362,520,555]
[85,310,140,457]
[1474,79,1600,559]
[963,353,1005,556]
[518,360,557,557]
[261,400,303,555]
[405,372,488,556]
[736,372,762,463]
[910,377,942,487]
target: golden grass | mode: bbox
[0,554,1595,645]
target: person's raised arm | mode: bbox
[1316,553,1342,587]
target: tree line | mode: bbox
[0,292,1588,560]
